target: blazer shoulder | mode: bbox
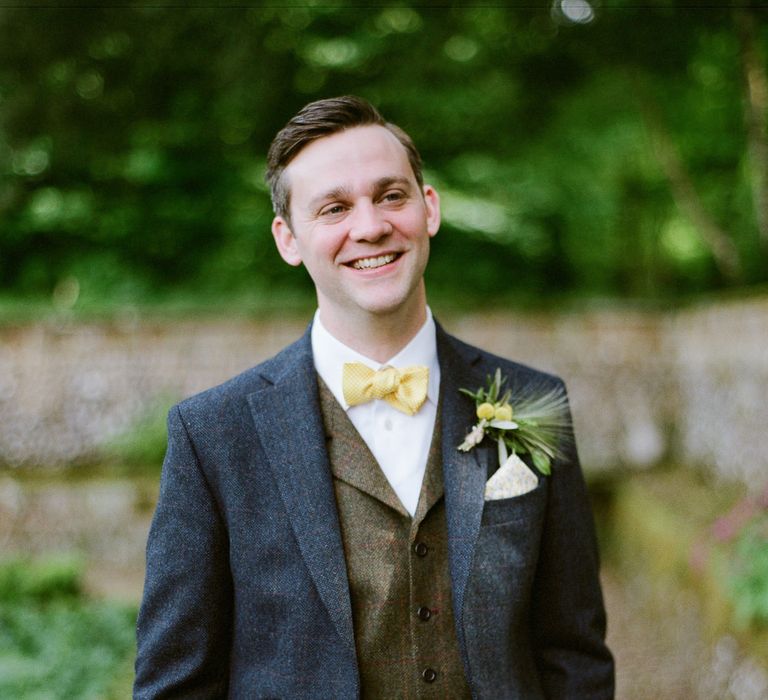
[442,328,565,390]
[175,329,312,420]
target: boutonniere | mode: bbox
[458,369,571,476]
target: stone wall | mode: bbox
[1,297,766,488]
[661,297,768,488]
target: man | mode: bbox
[134,96,614,698]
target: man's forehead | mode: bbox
[286,124,410,175]
[284,125,415,204]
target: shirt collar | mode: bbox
[311,308,440,411]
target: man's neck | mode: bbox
[317,303,428,363]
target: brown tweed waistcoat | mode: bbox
[318,379,471,699]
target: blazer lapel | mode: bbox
[318,378,408,516]
[246,332,355,656]
[436,325,493,658]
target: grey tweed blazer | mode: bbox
[134,323,614,699]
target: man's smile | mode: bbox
[348,252,401,270]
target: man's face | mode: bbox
[271,125,440,330]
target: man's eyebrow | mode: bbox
[307,185,353,211]
[373,176,412,192]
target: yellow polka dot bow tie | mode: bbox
[342,362,429,416]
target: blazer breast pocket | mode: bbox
[471,480,549,603]
[480,478,547,527]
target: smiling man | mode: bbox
[134,96,614,699]
[271,123,439,361]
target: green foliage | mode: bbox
[1,4,767,309]
[105,395,174,470]
[0,558,137,699]
[0,556,82,603]
[729,513,768,629]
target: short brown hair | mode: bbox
[265,95,424,222]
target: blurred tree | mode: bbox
[0,2,766,309]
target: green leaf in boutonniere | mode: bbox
[458,368,571,476]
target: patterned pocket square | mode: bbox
[484,452,539,501]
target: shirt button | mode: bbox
[413,542,429,557]
[417,606,432,621]
[422,668,437,683]
[384,418,393,430]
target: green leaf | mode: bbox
[519,418,539,428]
[487,370,498,402]
[532,449,551,475]
[505,437,527,454]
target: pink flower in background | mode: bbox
[711,498,758,543]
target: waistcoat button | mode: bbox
[413,541,429,557]
[422,668,437,683]
[417,605,432,621]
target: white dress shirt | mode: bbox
[311,309,440,516]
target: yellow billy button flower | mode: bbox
[494,404,513,422]
[476,402,495,420]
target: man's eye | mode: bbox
[382,191,405,203]
[321,205,346,216]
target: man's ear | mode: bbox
[423,185,441,237]
[272,216,303,266]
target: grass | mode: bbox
[0,289,317,324]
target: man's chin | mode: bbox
[356,292,427,322]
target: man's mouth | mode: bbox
[349,253,399,270]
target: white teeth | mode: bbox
[351,253,397,270]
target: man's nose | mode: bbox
[348,200,392,241]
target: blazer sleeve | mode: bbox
[134,404,232,699]
[530,384,615,699]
